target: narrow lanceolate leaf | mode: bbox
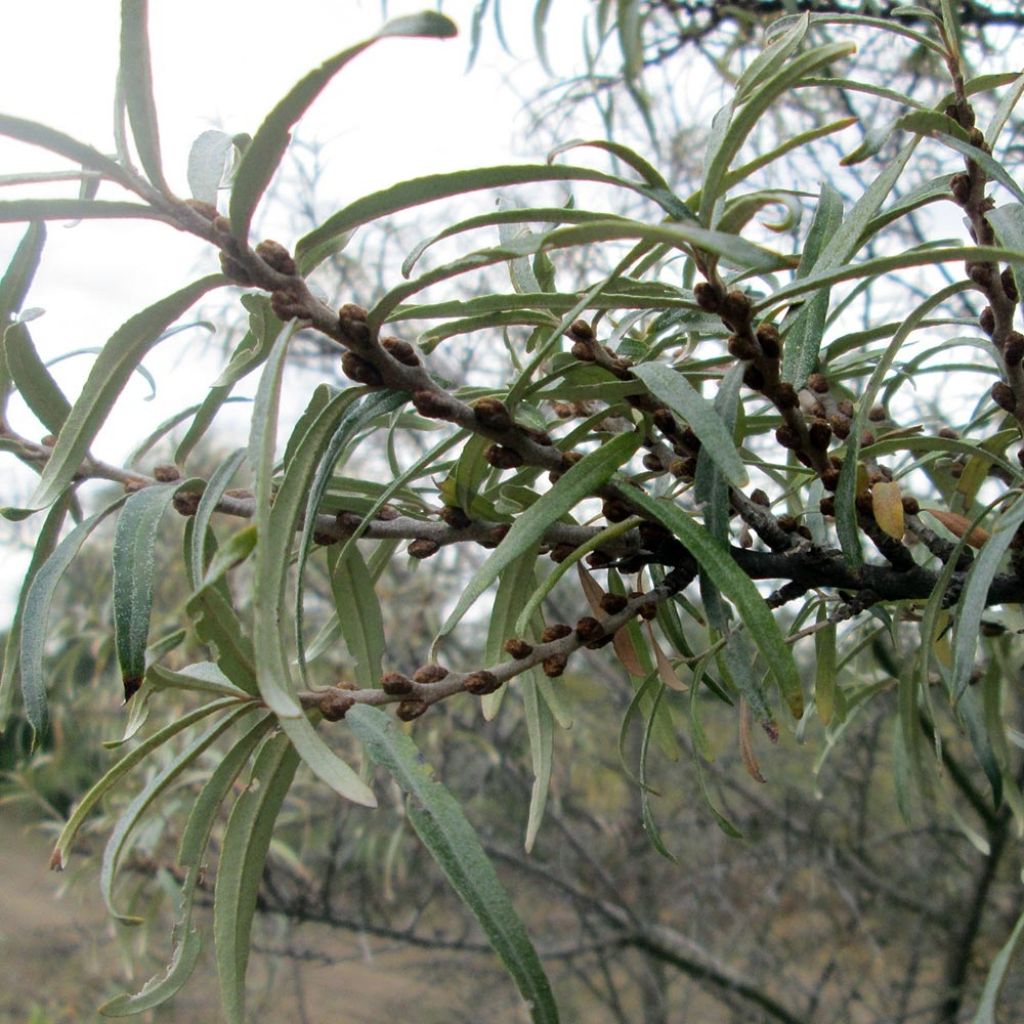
[632,362,747,487]
[0,220,46,413]
[229,12,456,240]
[120,0,168,192]
[328,544,385,688]
[0,493,69,731]
[277,708,377,807]
[0,199,163,223]
[295,164,665,274]
[19,275,223,514]
[348,705,559,1024]
[215,733,300,1024]
[51,697,240,870]
[435,431,641,647]
[953,493,1024,702]
[20,495,127,738]
[522,673,554,853]
[972,904,1024,1024]
[248,319,301,716]
[112,483,181,701]
[627,488,803,719]
[0,114,133,186]
[188,447,247,585]
[5,323,71,433]
[98,710,274,1016]
[815,611,837,726]
[100,703,256,922]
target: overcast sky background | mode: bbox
[0,1,606,614]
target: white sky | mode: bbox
[0,1,599,614]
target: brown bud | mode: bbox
[901,495,920,515]
[821,467,841,492]
[152,463,181,482]
[859,430,876,447]
[504,637,534,659]
[775,425,801,449]
[807,373,829,394]
[412,389,459,420]
[396,699,428,721]
[439,505,471,529]
[586,550,614,568]
[549,542,577,563]
[950,172,971,205]
[693,281,722,312]
[602,498,634,523]
[254,239,296,276]
[541,623,573,643]
[522,425,554,447]
[746,489,767,508]
[980,306,996,335]
[1005,332,1024,367]
[829,415,851,440]
[338,303,371,345]
[408,538,440,559]
[651,408,677,436]
[630,592,657,620]
[642,453,663,473]
[992,381,1016,412]
[485,444,524,470]
[381,672,414,696]
[464,670,501,695]
[727,333,759,360]
[937,426,959,439]
[40,434,57,447]
[777,514,799,532]
[774,383,798,410]
[123,479,146,493]
[219,252,253,285]
[720,289,752,329]
[184,198,220,221]
[1002,268,1019,302]
[808,419,832,450]
[756,323,781,359]
[472,397,513,432]
[542,653,569,678]
[312,527,339,546]
[224,488,255,501]
[837,398,855,418]
[599,592,629,615]
[819,495,836,516]
[575,617,605,645]
[341,351,383,386]
[967,262,993,288]
[173,491,201,516]
[413,664,449,685]
[571,340,596,361]
[381,336,421,367]
[212,215,232,234]
[868,404,887,422]
[270,290,308,320]
[479,523,510,549]
[743,364,765,391]
[320,690,354,721]
[568,319,595,342]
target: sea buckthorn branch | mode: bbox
[298,567,696,722]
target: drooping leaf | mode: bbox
[214,732,300,1024]
[187,129,234,204]
[348,705,559,1023]
[112,482,185,701]
[13,275,224,515]
[120,0,168,192]
[229,12,457,240]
